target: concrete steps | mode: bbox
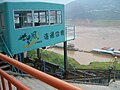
[14,76,56,90]
[0,60,11,70]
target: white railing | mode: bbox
[65,25,75,41]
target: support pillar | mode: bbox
[37,49,41,59]
[18,53,24,74]
[35,48,42,70]
[64,41,67,79]
[18,53,24,62]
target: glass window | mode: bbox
[34,11,49,26]
[57,11,62,24]
[50,10,62,25]
[0,12,5,29]
[50,11,56,25]
[14,11,33,29]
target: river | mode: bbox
[49,26,120,65]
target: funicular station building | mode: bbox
[0,1,79,90]
[0,1,65,56]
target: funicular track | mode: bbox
[0,53,81,90]
[65,69,120,85]
[1,51,120,86]
[22,57,120,86]
[23,57,61,78]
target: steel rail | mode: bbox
[0,53,83,90]
[0,69,30,90]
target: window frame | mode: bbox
[14,10,33,29]
[34,10,49,26]
[50,10,62,25]
[13,9,62,30]
[50,10,57,25]
[56,10,62,24]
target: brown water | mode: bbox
[49,26,120,65]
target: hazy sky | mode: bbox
[36,0,75,4]
[0,0,75,4]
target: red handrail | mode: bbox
[0,69,30,90]
[0,53,83,90]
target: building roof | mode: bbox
[0,0,60,4]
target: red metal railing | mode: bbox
[0,69,30,90]
[0,53,83,90]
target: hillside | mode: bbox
[65,0,120,20]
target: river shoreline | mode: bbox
[52,26,120,65]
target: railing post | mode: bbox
[0,83,1,90]
[113,56,117,82]
[8,81,12,90]
[113,70,116,82]
[60,66,63,79]
[1,76,6,90]
[74,68,76,82]
[0,69,30,90]
[73,26,75,39]
[108,69,111,83]
[92,73,94,81]
[18,53,24,74]
[0,75,2,90]
[84,71,86,82]
[108,66,113,83]
[43,61,46,72]
[0,53,82,90]
[17,88,21,90]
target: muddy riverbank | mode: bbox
[49,26,120,65]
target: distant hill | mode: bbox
[65,0,120,20]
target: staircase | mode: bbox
[0,34,15,72]
[24,57,61,77]
[14,76,56,90]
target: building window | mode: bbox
[14,10,62,29]
[50,10,62,25]
[14,11,33,29]
[57,11,62,24]
[34,11,49,26]
[0,12,5,29]
[50,11,56,24]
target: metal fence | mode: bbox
[0,53,82,90]
[59,68,120,86]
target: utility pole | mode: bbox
[64,41,67,79]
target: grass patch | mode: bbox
[27,49,81,69]
[27,49,120,70]
[79,62,120,70]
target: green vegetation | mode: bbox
[79,62,120,70]
[27,49,81,69]
[27,49,120,70]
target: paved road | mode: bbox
[72,81,120,90]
